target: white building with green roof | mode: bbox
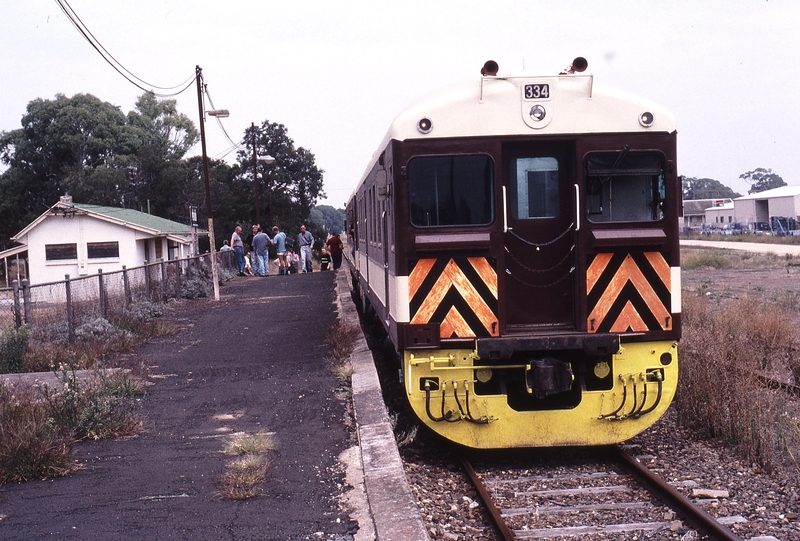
[9,195,202,285]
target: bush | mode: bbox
[0,325,30,374]
[181,264,212,299]
[38,363,143,441]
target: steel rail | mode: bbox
[612,446,745,541]
[756,373,800,398]
[461,458,516,541]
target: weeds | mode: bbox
[223,432,277,456]
[676,294,800,472]
[681,250,731,270]
[326,320,361,361]
[218,455,270,500]
[0,365,143,483]
[0,381,75,483]
[38,363,144,441]
[217,432,276,500]
[682,247,794,271]
[0,325,30,374]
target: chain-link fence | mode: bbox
[5,251,237,342]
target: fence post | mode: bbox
[175,259,182,299]
[12,279,21,329]
[22,279,31,325]
[65,274,75,344]
[160,260,167,301]
[144,260,151,301]
[122,265,131,310]
[98,269,106,319]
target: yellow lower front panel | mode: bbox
[404,341,678,449]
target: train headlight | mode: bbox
[593,361,611,379]
[417,117,433,134]
[639,111,655,127]
[475,368,492,383]
[529,105,547,122]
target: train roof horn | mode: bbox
[562,57,588,74]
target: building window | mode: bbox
[87,241,120,259]
[45,243,78,261]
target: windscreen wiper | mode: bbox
[601,145,630,184]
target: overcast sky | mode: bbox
[2,1,798,208]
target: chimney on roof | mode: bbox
[60,194,73,204]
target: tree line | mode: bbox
[0,92,328,251]
[682,168,786,201]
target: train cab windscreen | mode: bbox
[585,150,666,223]
[408,155,494,227]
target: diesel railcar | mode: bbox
[346,59,680,449]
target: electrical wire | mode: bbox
[54,0,195,97]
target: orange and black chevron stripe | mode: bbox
[586,252,671,334]
[409,258,499,339]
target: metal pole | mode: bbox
[196,65,220,301]
[252,122,260,226]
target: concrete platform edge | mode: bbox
[336,269,431,541]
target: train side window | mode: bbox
[407,155,494,227]
[585,150,666,223]
[510,157,560,219]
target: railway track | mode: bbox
[462,446,746,541]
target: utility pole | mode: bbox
[196,65,220,301]
[252,122,260,226]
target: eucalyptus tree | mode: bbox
[237,121,324,241]
[741,168,786,194]
[0,92,200,247]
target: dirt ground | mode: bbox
[0,272,360,541]
[681,239,800,302]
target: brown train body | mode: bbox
[346,61,680,448]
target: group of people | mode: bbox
[223,224,344,276]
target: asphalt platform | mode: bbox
[0,266,429,541]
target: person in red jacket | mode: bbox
[325,233,344,270]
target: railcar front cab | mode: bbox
[398,129,680,448]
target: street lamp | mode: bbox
[195,65,229,301]
[251,122,275,226]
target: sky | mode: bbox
[2,0,799,208]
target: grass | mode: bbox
[223,432,277,456]
[681,247,796,271]
[217,455,271,500]
[217,432,277,500]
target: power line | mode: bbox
[54,0,195,97]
